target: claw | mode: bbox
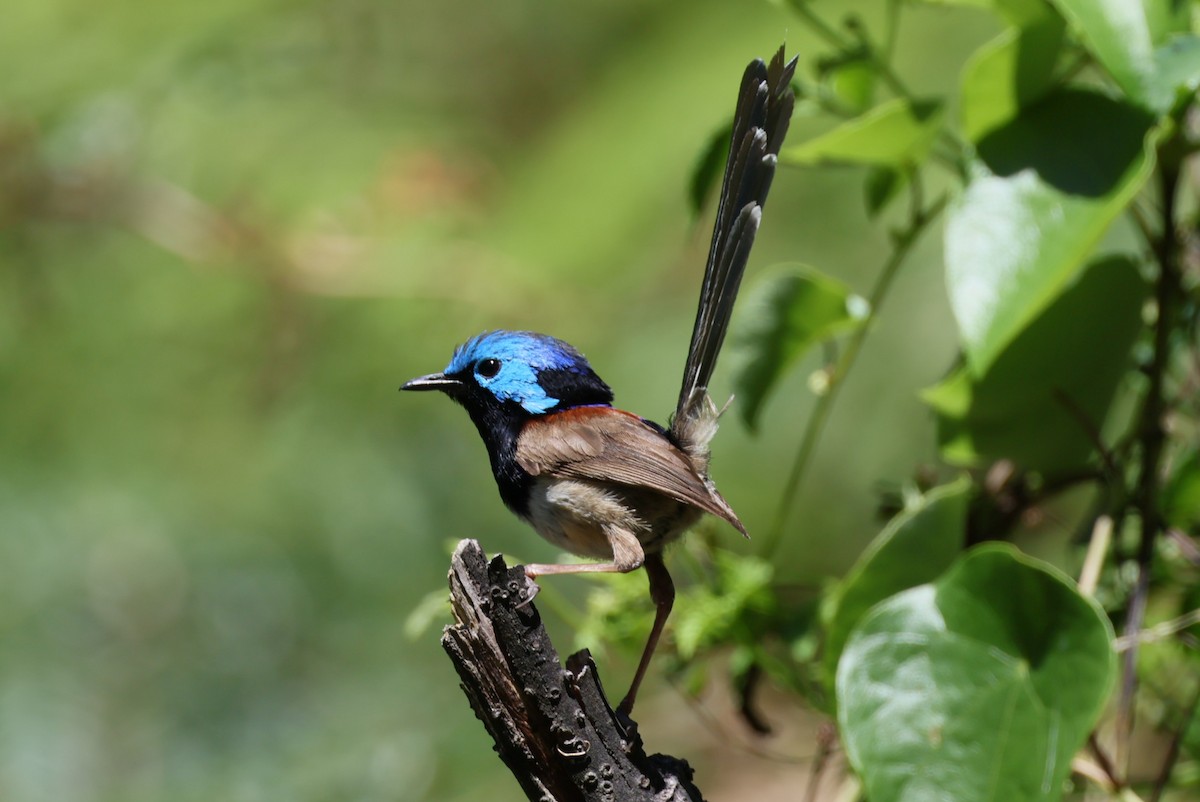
[516,570,541,609]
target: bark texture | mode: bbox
[442,539,706,802]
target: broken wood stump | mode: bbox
[442,539,706,802]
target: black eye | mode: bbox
[476,358,501,379]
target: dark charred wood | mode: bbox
[442,539,706,802]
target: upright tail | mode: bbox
[673,46,796,445]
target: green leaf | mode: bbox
[1148,35,1200,113]
[1145,0,1194,40]
[917,0,1058,25]
[828,59,877,114]
[688,121,732,218]
[945,88,1155,374]
[959,7,1066,141]
[823,479,970,680]
[1050,0,1200,113]
[817,50,877,114]
[731,265,869,430]
[1164,450,1200,531]
[781,98,944,167]
[403,587,450,641]
[837,544,1116,802]
[927,255,1146,473]
[576,570,655,655]
[863,166,907,218]
[672,552,774,660]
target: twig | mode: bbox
[671,677,816,765]
[1087,733,1123,791]
[842,13,913,101]
[1079,515,1113,597]
[802,721,838,802]
[1168,528,1200,566]
[1117,156,1182,770]
[764,177,948,557]
[882,0,900,64]
[1149,678,1200,802]
[787,0,853,51]
[1052,387,1121,480]
[1072,754,1116,792]
[734,662,772,735]
[1113,607,1200,651]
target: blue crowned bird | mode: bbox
[403,47,795,715]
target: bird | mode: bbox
[402,46,795,716]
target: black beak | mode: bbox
[400,372,462,393]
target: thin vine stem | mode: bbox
[762,172,948,559]
[1116,154,1182,770]
[882,0,901,63]
[843,13,913,101]
[787,0,853,51]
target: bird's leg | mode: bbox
[618,551,673,717]
[522,549,674,718]
[524,524,645,576]
[522,560,642,576]
[523,530,675,715]
[521,528,645,603]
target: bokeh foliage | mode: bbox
[1,2,942,800]
[2,1,1197,801]
[584,0,1199,799]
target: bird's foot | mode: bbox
[516,568,541,609]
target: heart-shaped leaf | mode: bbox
[838,544,1115,802]
[822,479,969,680]
[945,88,1154,374]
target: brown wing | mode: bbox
[516,406,746,535]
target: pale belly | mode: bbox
[522,476,703,561]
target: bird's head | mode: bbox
[401,330,613,416]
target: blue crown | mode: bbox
[446,331,597,414]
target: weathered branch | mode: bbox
[1117,158,1183,770]
[442,539,706,802]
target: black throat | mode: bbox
[455,390,537,517]
[448,364,614,518]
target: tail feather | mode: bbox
[674,46,796,435]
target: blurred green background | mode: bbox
[0,1,1002,799]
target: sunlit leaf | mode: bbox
[959,7,1065,141]
[945,88,1155,373]
[822,479,969,681]
[404,587,451,640]
[1147,35,1200,113]
[731,265,869,430]
[838,545,1115,802]
[688,121,732,218]
[781,98,944,167]
[1050,0,1200,113]
[927,255,1146,473]
[1145,0,1194,40]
